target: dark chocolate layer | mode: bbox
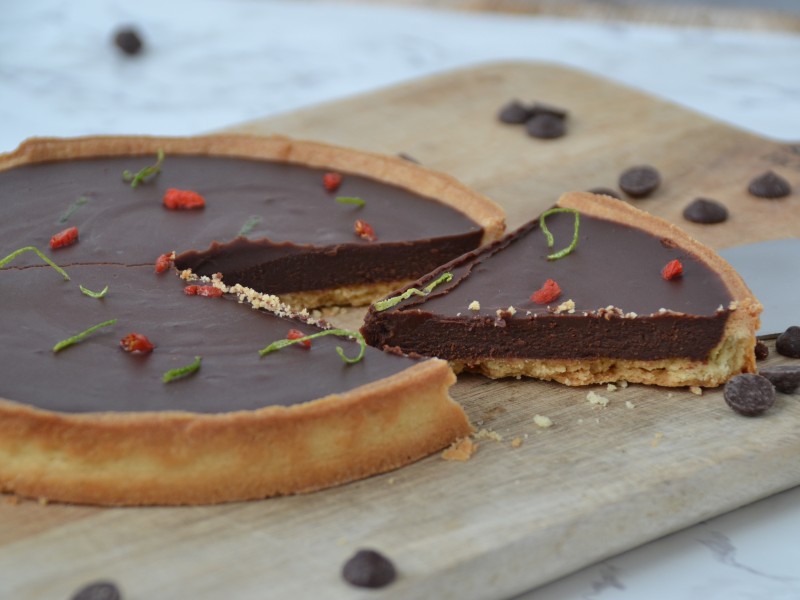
[363,210,734,361]
[0,265,413,414]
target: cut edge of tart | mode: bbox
[362,192,762,388]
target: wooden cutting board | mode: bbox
[2,62,799,600]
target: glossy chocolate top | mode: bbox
[0,153,482,414]
[363,210,735,361]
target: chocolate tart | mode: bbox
[0,135,506,505]
[362,192,762,387]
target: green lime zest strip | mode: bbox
[238,215,262,237]
[122,149,165,188]
[258,329,366,364]
[373,272,453,312]
[0,246,70,281]
[162,356,203,383]
[539,207,581,260]
[79,284,109,299]
[335,196,366,207]
[59,196,89,224]
[52,319,117,353]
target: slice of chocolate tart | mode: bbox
[0,135,504,307]
[0,135,501,505]
[362,192,762,388]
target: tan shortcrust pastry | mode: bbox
[0,360,469,506]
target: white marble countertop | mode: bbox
[2,1,800,599]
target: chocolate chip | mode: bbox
[754,340,770,361]
[748,171,791,199]
[723,373,776,416]
[526,114,566,139]
[498,100,533,124]
[113,27,143,56]
[682,197,729,224]
[619,165,661,199]
[587,187,621,199]
[342,549,396,588]
[70,581,121,600]
[776,325,800,358]
[759,366,800,394]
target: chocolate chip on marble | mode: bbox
[776,326,800,358]
[70,581,122,600]
[748,171,791,199]
[754,340,770,361]
[618,165,661,199]
[526,113,566,139]
[587,187,621,199]
[759,366,800,394]
[342,549,397,588]
[113,27,143,56]
[682,197,729,224]
[723,373,776,416]
[498,100,534,124]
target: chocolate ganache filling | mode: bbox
[0,153,482,414]
[362,210,734,362]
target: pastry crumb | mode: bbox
[37,496,49,506]
[533,414,553,428]
[607,383,618,392]
[625,400,636,409]
[587,390,609,407]
[651,432,664,448]
[442,437,477,461]
[689,386,703,396]
[555,299,576,314]
[337,537,349,546]
[618,380,629,388]
[468,300,481,311]
[474,428,503,442]
[510,437,523,448]
[387,477,395,485]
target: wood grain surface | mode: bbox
[3,63,799,600]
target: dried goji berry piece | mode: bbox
[354,219,377,242]
[120,333,155,353]
[184,285,223,297]
[154,251,175,274]
[287,328,312,348]
[531,279,561,304]
[49,226,79,250]
[163,188,206,210]
[323,172,342,192]
[661,259,683,280]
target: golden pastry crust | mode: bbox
[0,360,469,506]
[453,192,761,387]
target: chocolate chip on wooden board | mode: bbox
[723,373,776,416]
[776,326,800,358]
[759,366,800,394]
[498,100,534,124]
[526,113,566,139]
[683,197,729,224]
[748,171,791,199]
[113,27,143,56]
[70,581,122,600]
[618,165,661,199]
[754,340,770,361]
[342,549,397,588]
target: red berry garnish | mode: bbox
[287,328,312,348]
[661,259,683,281]
[531,279,562,304]
[49,226,79,250]
[163,188,205,210]
[184,285,223,297]
[354,219,377,242]
[154,251,175,274]
[120,333,155,354]
[323,172,342,192]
